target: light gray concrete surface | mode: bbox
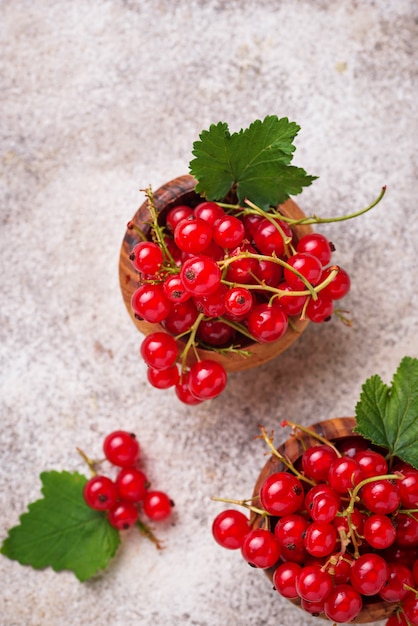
[1,1,417,625]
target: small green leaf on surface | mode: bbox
[354,356,418,468]
[1,471,120,581]
[189,115,317,210]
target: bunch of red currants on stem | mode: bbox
[212,423,418,625]
[128,188,353,405]
[81,430,174,534]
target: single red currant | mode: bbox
[349,552,389,595]
[327,456,363,494]
[140,332,178,370]
[196,319,235,347]
[175,371,202,405]
[163,274,191,303]
[108,501,139,530]
[162,299,199,335]
[284,252,323,289]
[277,282,307,316]
[103,430,140,467]
[212,214,245,249]
[131,283,171,323]
[395,512,418,546]
[259,472,304,516]
[212,509,250,549]
[174,217,212,254]
[253,217,292,257]
[180,255,221,296]
[273,562,302,599]
[363,513,396,549]
[241,528,281,569]
[193,283,228,317]
[116,468,148,503]
[296,564,333,602]
[247,302,288,343]
[224,287,253,318]
[403,594,418,626]
[188,359,227,400]
[193,201,224,226]
[83,475,118,511]
[274,513,309,551]
[143,490,173,521]
[360,479,401,514]
[379,563,414,603]
[321,266,351,300]
[302,444,339,482]
[323,584,363,623]
[305,294,334,323]
[147,364,179,389]
[166,205,193,232]
[303,521,337,557]
[353,449,388,478]
[399,470,418,508]
[130,241,164,275]
[296,233,333,265]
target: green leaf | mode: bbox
[354,356,418,468]
[1,471,120,581]
[189,115,317,209]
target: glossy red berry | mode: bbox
[103,430,140,467]
[224,287,253,317]
[327,456,363,494]
[166,205,193,231]
[349,552,389,595]
[305,485,341,523]
[274,514,309,551]
[363,513,396,549]
[283,252,322,289]
[108,501,139,530]
[302,444,339,482]
[193,283,228,317]
[403,593,418,625]
[143,490,173,521]
[196,319,235,347]
[303,521,337,557]
[296,564,333,602]
[212,214,245,249]
[241,528,281,569]
[247,302,288,343]
[83,475,118,511]
[162,299,199,335]
[212,509,250,549]
[193,201,224,226]
[277,281,307,316]
[130,241,164,275]
[174,216,212,254]
[180,255,221,296]
[273,562,302,599]
[296,233,333,265]
[360,479,400,514]
[140,332,178,370]
[399,470,418,508]
[147,364,179,389]
[253,217,292,257]
[163,274,191,303]
[259,472,304,516]
[323,584,363,623]
[321,266,351,300]
[305,294,334,323]
[131,283,171,323]
[353,449,388,478]
[395,512,418,546]
[174,371,202,405]
[116,468,148,503]
[379,563,414,603]
[188,359,227,401]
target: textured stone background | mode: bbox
[1,1,417,625]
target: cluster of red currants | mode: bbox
[129,197,351,404]
[212,430,418,625]
[82,430,173,530]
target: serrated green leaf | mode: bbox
[1,470,120,581]
[354,356,418,468]
[189,115,317,209]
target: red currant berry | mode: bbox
[242,213,263,239]
[166,205,193,231]
[360,479,400,514]
[212,214,245,249]
[305,294,334,323]
[306,485,341,523]
[386,612,410,626]
[193,201,224,226]
[327,456,363,494]
[163,274,191,303]
[395,512,418,546]
[284,252,322,289]
[162,299,199,335]
[274,513,309,551]
[193,283,228,317]
[140,332,178,370]
[353,449,388,478]
[103,430,140,467]
[304,521,337,557]
[331,553,354,584]
[196,319,235,347]
[175,371,203,405]
[363,514,396,549]
[147,364,179,389]
[399,470,418,508]
[259,472,304,516]
[174,217,212,254]
[349,552,389,595]
[247,302,288,343]
[337,436,369,458]
[323,584,363,623]
[143,490,173,521]
[188,359,227,401]
[379,563,414,603]
[253,218,292,257]
[302,444,339,482]
[403,594,418,626]
[225,243,259,283]
[277,282,307,316]
[254,258,283,288]
[296,564,333,602]
[224,287,253,318]
[131,283,171,323]
[273,562,302,599]
[212,509,250,549]
[301,597,325,616]
[116,468,148,503]
[108,501,139,530]
[83,475,118,511]
[180,255,221,296]
[321,266,351,300]
[296,233,333,265]
[130,241,164,275]
[241,528,281,569]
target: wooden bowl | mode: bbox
[119,174,314,373]
[251,417,395,623]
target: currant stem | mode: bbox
[76,447,101,476]
[136,518,165,550]
[281,420,342,457]
[142,186,177,268]
[179,312,205,370]
[211,496,268,517]
[127,221,148,242]
[258,426,316,486]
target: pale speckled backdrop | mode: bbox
[1,1,417,625]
